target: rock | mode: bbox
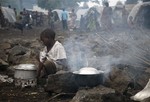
[30,39,43,49]
[8,50,38,65]
[136,72,150,88]
[0,74,14,83]
[8,45,28,56]
[0,59,9,66]
[8,39,31,47]
[104,67,132,93]
[142,97,150,102]
[71,85,115,102]
[45,71,78,93]
[0,59,9,71]
[0,50,8,62]
[0,42,11,50]
[102,92,135,102]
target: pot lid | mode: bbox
[73,67,104,75]
[15,64,36,70]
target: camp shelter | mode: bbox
[128,2,150,28]
[1,7,16,23]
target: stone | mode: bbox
[0,50,8,62]
[0,59,9,66]
[0,59,9,71]
[104,67,132,93]
[8,45,28,56]
[142,97,150,102]
[71,85,115,102]
[45,71,78,93]
[0,42,11,50]
[8,50,37,65]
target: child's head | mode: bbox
[40,28,56,46]
[104,2,109,7]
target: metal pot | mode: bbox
[73,67,104,87]
[14,64,37,79]
[14,64,37,87]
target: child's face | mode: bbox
[41,37,51,46]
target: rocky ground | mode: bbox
[0,26,150,102]
[0,27,73,102]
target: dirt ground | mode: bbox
[0,27,73,102]
[0,25,150,102]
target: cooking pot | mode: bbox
[73,67,104,87]
[14,64,37,87]
[14,64,37,79]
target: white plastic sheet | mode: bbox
[131,79,150,101]
[1,7,16,23]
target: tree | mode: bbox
[125,0,138,4]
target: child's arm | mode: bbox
[36,51,47,78]
[37,62,43,78]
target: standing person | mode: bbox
[49,12,54,29]
[15,11,24,33]
[48,9,52,26]
[101,2,113,30]
[36,28,67,78]
[122,6,129,27]
[80,15,86,32]
[61,8,68,30]
[13,8,17,17]
[69,9,77,31]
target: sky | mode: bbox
[78,0,126,7]
[108,0,126,6]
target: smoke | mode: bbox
[64,28,150,74]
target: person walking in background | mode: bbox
[48,9,52,26]
[122,6,129,27]
[80,15,86,32]
[13,8,17,17]
[101,2,113,30]
[61,8,68,30]
[69,9,77,31]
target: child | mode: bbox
[37,28,67,78]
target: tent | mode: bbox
[1,7,16,23]
[127,2,150,28]
[131,79,150,101]
[28,5,48,15]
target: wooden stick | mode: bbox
[47,93,75,102]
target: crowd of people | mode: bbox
[0,4,46,32]
[79,2,129,32]
[0,2,129,33]
[15,8,45,33]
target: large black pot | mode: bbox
[72,67,104,87]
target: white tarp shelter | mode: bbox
[31,5,48,15]
[131,79,150,101]
[127,1,150,26]
[1,7,16,23]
